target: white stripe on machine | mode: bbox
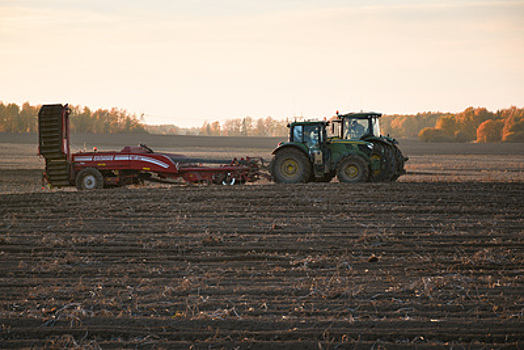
[74,154,169,169]
[74,156,93,162]
[130,155,170,169]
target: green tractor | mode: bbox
[270,120,380,183]
[331,112,408,181]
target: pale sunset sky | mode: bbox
[1,0,523,127]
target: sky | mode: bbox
[1,0,523,127]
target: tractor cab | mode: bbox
[343,115,381,139]
[289,121,327,150]
[331,112,382,140]
[288,121,329,178]
[331,111,408,182]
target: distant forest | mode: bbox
[144,107,524,142]
[0,103,147,134]
[382,106,524,143]
[1,102,523,142]
[146,117,289,137]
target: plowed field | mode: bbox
[1,182,522,349]
[0,135,523,349]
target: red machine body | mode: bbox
[38,104,267,190]
[73,146,265,186]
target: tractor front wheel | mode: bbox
[271,149,312,183]
[76,168,104,190]
[336,156,369,183]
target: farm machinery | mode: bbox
[38,104,268,190]
[269,113,408,183]
[270,120,379,183]
[330,112,409,181]
[38,104,407,190]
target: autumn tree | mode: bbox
[71,106,93,133]
[418,127,453,142]
[254,118,268,136]
[199,121,211,135]
[210,121,221,136]
[240,117,254,136]
[223,119,242,136]
[501,106,524,142]
[0,103,21,132]
[453,107,494,142]
[435,115,458,137]
[19,102,39,133]
[382,112,444,138]
[476,119,504,143]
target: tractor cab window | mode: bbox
[291,125,303,143]
[343,118,369,139]
[304,125,322,149]
[291,124,322,148]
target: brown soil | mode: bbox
[0,135,523,348]
[1,182,522,349]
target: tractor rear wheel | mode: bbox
[390,145,407,182]
[370,143,396,182]
[336,155,369,183]
[76,168,104,190]
[271,148,312,183]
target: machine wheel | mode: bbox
[271,148,312,183]
[75,168,104,190]
[390,146,406,182]
[336,155,369,183]
[370,143,396,182]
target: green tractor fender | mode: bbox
[328,139,378,173]
[328,139,372,161]
[361,134,397,146]
[271,142,309,157]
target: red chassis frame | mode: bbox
[72,146,266,186]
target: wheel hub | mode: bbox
[371,154,382,175]
[282,159,298,177]
[83,175,96,189]
[345,165,359,178]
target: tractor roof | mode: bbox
[337,112,382,119]
[288,120,329,127]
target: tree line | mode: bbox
[2,101,523,142]
[148,116,289,137]
[171,106,524,142]
[382,106,524,143]
[0,101,289,136]
[0,102,146,134]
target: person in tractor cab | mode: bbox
[348,119,365,139]
[305,128,320,149]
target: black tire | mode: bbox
[370,142,396,182]
[271,148,312,183]
[336,155,369,183]
[75,168,104,190]
[390,146,406,182]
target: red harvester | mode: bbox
[38,104,268,190]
